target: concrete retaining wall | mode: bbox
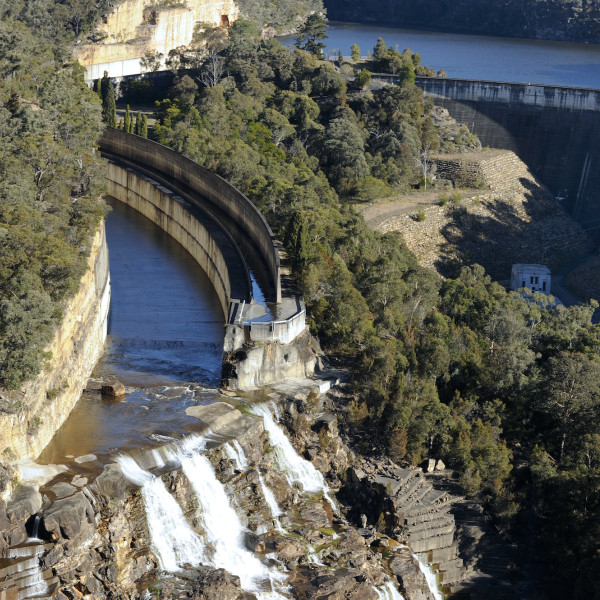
[246,300,306,345]
[416,77,600,111]
[409,76,600,224]
[100,129,282,303]
[2,225,110,461]
[105,161,231,319]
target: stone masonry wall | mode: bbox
[378,151,593,280]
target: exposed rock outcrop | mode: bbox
[0,397,447,600]
[76,0,238,79]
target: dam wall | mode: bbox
[411,76,600,224]
[2,225,110,461]
[100,128,282,303]
[105,160,232,319]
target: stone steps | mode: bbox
[0,543,57,600]
[406,505,450,525]
[408,513,454,536]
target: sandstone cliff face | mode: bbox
[76,0,238,78]
[0,224,110,463]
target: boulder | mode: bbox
[92,463,130,500]
[43,491,94,540]
[49,482,77,500]
[101,381,125,397]
[335,528,368,568]
[299,500,331,527]
[7,485,42,524]
[267,534,306,562]
[190,567,247,600]
[292,566,380,600]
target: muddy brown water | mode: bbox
[38,199,226,466]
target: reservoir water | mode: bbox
[283,21,600,89]
[38,199,224,464]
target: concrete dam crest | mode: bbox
[411,76,600,227]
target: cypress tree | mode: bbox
[373,37,387,62]
[135,111,141,135]
[141,114,148,138]
[285,210,309,268]
[105,81,117,127]
[100,71,109,98]
[94,77,102,98]
[124,104,131,133]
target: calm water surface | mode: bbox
[38,199,225,464]
[284,22,600,88]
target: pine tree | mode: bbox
[373,37,387,62]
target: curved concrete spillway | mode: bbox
[100,128,282,305]
[101,130,310,389]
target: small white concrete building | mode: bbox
[511,264,551,294]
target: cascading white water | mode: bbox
[16,558,48,599]
[375,580,406,600]
[223,440,283,530]
[257,472,283,519]
[251,403,336,508]
[413,553,443,600]
[117,454,205,572]
[28,516,42,542]
[179,451,270,590]
[223,439,249,470]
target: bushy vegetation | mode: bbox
[0,13,106,390]
[1,0,112,44]
[0,0,597,593]
[152,24,600,596]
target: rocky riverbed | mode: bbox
[0,377,464,600]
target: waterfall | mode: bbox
[170,443,288,598]
[375,580,406,600]
[413,553,443,600]
[179,451,271,590]
[28,516,42,542]
[257,471,283,519]
[250,403,336,507]
[117,454,205,572]
[223,440,283,530]
[223,439,249,470]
